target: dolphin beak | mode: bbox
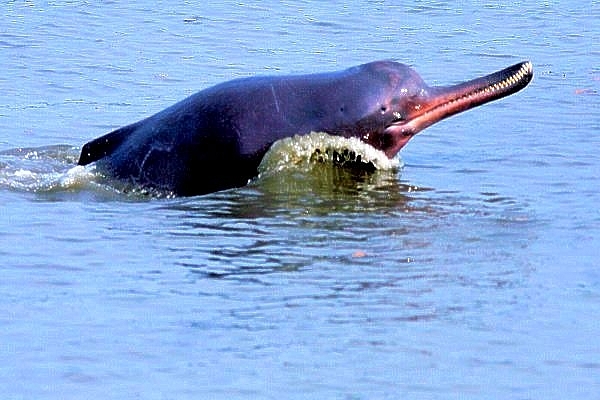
[384,61,533,156]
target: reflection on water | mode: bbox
[150,163,535,306]
[157,167,424,278]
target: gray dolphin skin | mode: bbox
[78,60,533,196]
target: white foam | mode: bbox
[0,145,98,193]
[258,131,401,176]
[57,165,97,188]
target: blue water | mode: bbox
[1,2,599,399]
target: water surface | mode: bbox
[1,2,599,399]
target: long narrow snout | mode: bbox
[384,61,533,156]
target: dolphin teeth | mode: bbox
[404,61,532,134]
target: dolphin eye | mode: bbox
[380,106,387,114]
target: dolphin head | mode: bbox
[342,60,533,158]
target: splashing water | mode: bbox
[0,145,96,193]
[1,132,402,198]
[258,131,401,177]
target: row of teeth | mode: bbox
[407,62,532,124]
[483,61,532,95]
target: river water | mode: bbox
[1,2,599,399]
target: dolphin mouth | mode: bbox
[384,61,533,155]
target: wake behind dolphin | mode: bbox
[0,145,88,193]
